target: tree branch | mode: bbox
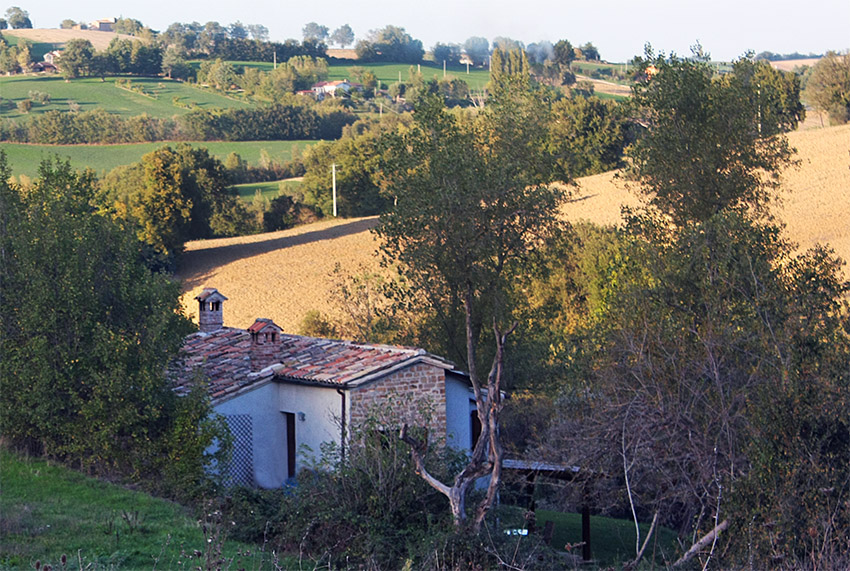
[673,519,729,568]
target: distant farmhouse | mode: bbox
[170,288,477,488]
[89,18,116,32]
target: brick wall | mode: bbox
[349,363,447,442]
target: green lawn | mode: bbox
[535,509,679,566]
[0,75,252,119]
[3,140,315,178]
[0,448,285,570]
[234,179,302,202]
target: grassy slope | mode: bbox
[176,124,850,333]
[0,75,250,119]
[0,448,282,570]
[226,60,493,91]
[3,140,313,178]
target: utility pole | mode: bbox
[332,163,337,217]
[443,60,446,77]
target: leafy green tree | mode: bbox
[247,24,268,41]
[368,25,423,63]
[59,38,94,79]
[114,17,145,36]
[432,42,462,66]
[553,39,575,68]
[302,21,329,42]
[726,56,805,135]
[227,21,248,40]
[5,6,31,28]
[627,47,795,226]
[376,96,568,532]
[109,145,250,256]
[805,50,850,124]
[0,154,225,494]
[330,24,354,48]
[59,18,76,29]
[579,42,599,61]
[463,36,489,66]
[549,95,627,177]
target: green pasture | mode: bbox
[328,61,491,91]
[216,59,492,91]
[3,140,315,178]
[235,179,302,202]
[0,448,290,570]
[0,75,251,119]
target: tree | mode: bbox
[114,17,145,36]
[368,25,423,63]
[228,21,248,40]
[59,39,94,79]
[247,24,269,42]
[109,145,248,256]
[627,47,795,226]
[805,50,850,124]
[553,39,575,68]
[463,36,489,66]
[330,24,354,48]
[0,154,225,493]
[5,6,31,29]
[375,96,568,532]
[60,19,77,29]
[579,42,599,61]
[432,42,462,66]
[302,22,329,42]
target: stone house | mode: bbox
[171,288,476,488]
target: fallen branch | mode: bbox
[673,519,729,568]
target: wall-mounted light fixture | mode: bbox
[297,412,306,422]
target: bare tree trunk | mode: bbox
[400,289,515,531]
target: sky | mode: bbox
[12,0,850,63]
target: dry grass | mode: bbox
[178,125,850,329]
[3,28,140,51]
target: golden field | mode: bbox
[179,124,850,331]
[3,28,140,51]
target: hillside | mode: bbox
[178,124,850,331]
[2,28,140,51]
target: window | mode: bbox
[283,412,296,479]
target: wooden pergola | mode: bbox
[502,458,593,562]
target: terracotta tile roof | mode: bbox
[170,327,453,403]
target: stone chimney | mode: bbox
[195,288,228,333]
[248,318,283,372]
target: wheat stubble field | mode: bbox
[179,124,850,331]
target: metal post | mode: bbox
[332,163,337,217]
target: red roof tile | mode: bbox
[170,327,453,403]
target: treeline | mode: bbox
[0,103,356,144]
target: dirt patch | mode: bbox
[3,28,140,51]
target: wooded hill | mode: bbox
[178,123,850,333]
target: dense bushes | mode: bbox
[0,154,227,499]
